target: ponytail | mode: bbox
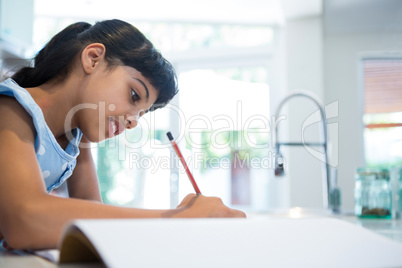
[12,22,91,87]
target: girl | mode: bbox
[0,19,245,250]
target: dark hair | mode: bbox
[11,19,178,111]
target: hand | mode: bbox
[165,194,246,218]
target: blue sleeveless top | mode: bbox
[0,78,83,251]
[0,78,83,192]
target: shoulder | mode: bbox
[0,95,36,144]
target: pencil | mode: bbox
[166,132,202,195]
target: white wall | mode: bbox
[0,0,34,58]
[279,16,326,209]
[324,31,402,211]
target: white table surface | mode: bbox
[1,213,401,267]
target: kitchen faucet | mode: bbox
[274,90,340,213]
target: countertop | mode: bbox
[248,209,402,240]
[336,215,402,243]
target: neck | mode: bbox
[25,77,81,140]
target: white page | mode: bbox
[63,217,402,268]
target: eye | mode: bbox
[131,89,140,103]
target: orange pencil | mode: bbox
[167,132,201,195]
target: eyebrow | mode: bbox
[135,78,149,101]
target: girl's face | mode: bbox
[76,64,159,143]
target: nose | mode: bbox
[125,114,139,129]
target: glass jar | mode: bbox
[354,168,392,219]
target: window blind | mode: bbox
[364,59,402,114]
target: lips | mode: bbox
[108,118,125,138]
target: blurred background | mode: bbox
[1,0,402,213]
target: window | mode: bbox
[176,68,270,209]
[362,59,402,168]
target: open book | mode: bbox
[59,217,402,267]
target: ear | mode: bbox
[81,43,106,74]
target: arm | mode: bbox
[0,97,245,250]
[66,136,102,202]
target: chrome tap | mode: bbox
[274,90,340,213]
